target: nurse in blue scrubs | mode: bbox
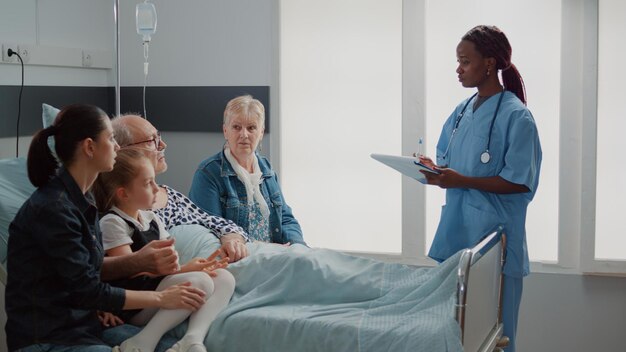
[419,25,542,352]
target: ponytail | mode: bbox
[26,104,108,188]
[27,126,59,187]
[502,63,526,105]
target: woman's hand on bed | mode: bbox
[220,233,249,263]
[97,311,124,327]
[157,282,206,310]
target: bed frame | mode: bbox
[0,228,508,352]
[457,230,507,352]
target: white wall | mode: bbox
[0,0,114,159]
[518,273,626,351]
[1,0,277,192]
[117,0,277,192]
[279,0,403,253]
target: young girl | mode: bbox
[94,148,235,352]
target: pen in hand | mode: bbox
[418,137,423,156]
[414,137,423,159]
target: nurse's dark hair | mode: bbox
[463,25,527,105]
[27,104,109,187]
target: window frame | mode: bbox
[581,0,626,275]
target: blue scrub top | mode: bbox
[428,91,542,277]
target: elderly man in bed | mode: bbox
[110,114,250,263]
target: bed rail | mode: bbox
[456,229,506,352]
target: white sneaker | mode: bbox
[118,339,144,352]
[165,337,206,352]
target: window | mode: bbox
[595,0,626,262]
[277,0,626,275]
[279,0,402,253]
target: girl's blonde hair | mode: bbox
[93,148,152,211]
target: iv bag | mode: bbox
[136,1,157,42]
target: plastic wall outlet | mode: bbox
[2,43,18,63]
[82,50,93,67]
[17,45,31,64]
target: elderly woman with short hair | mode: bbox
[189,95,306,246]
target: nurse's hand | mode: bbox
[421,167,466,189]
[418,155,436,169]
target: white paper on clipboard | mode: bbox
[371,153,440,184]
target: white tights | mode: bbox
[121,269,235,352]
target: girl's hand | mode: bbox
[180,249,230,275]
[158,282,206,310]
[202,249,230,277]
[97,311,124,327]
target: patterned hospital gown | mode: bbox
[154,185,249,241]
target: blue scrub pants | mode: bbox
[502,275,523,352]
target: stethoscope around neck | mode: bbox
[441,90,505,165]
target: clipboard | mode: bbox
[371,153,439,184]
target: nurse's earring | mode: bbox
[487,67,491,76]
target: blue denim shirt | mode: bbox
[6,168,126,351]
[189,151,306,245]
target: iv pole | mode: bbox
[114,0,120,116]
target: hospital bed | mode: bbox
[0,156,506,352]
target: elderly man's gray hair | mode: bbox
[110,114,136,147]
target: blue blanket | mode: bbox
[169,225,463,352]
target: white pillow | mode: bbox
[167,224,222,264]
[0,157,35,266]
[42,103,60,159]
[42,103,59,128]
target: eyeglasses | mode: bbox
[126,132,162,150]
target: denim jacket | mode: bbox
[189,150,305,245]
[6,168,125,351]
